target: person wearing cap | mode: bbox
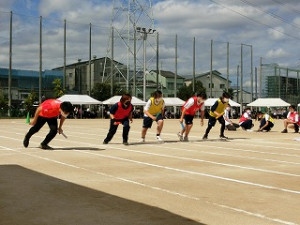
[281,105,299,133]
[103,94,133,145]
[224,104,240,131]
[23,99,73,150]
[203,92,231,140]
[141,90,165,142]
[178,92,207,141]
[257,111,274,132]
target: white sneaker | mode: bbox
[140,138,145,143]
[177,132,183,141]
[156,136,163,142]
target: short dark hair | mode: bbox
[60,101,73,113]
[120,93,132,104]
[152,90,162,98]
[197,92,207,100]
[289,105,296,110]
[222,92,231,99]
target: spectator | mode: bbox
[257,111,274,132]
[224,104,240,131]
[281,105,299,133]
[239,108,254,130]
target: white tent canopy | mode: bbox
[57,94,102,105]
[102,96,146,106]
[163,97,185,107]
[205,98,241,107]
[247,98,290,107]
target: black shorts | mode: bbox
[208,115,225,127]
[184,115,194,125]
[143,114,163,128]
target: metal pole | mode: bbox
[133,0,136,96]
[250,45,253,102]
[89,23,92,95]
[110,26,114,96]
[279,68,281,98]
[127,0,130,92]
[240,44,243,115]
[210,39,213,97]
[39,16,42,103]
[156,32,159,90]
[63,19,66,90]
[143,32,147,101]
[259,57,262,98]
[274,66,277,98]
[297,71,299,95]
[193,37,195,93]
[285,68,288,98]
[8,11,12,117]
[255,67,257,99]
[237,65,239,103]
[175,34,177,97]
[226,42,229,90]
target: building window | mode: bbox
[69,73,72,78]
[208,83,214,88]
[220,84,225,89]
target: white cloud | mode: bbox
[268,27,285,40]
[266,48,288,59]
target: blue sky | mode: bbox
[1,0,300,88]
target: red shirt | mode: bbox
[39,99,62,118]
[182,97,204,116]
[113,102,133,120]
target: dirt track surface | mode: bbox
[0,118,299,225]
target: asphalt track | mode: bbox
[0,118,299,225]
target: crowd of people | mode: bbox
[23,92,300,149]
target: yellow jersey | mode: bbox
[264,114,274,123]
[146,97,164,115]
[209,99,228,118]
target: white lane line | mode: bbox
[1,133,300,195]
[3,132,300,176]
[107,148,300,177]
[79,150,300,195]
[60,130,300,166]
[0,144,296,225]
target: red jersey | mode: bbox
[113,102,132,120]
[182,97,204,116]
[239,112,250,123]
[39,99,62,118]
[288,112,300,125]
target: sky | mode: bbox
[1,0,300,87]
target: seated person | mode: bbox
[281,105,299,133]
[239,108,253,130]
[257,111,274,132]
[223,104,239,131]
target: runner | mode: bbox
[23,99,73,150]
[178,92,207,141]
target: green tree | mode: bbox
[24,91,38,114]
[53,78,65,98]
[223,88,234,99]
[0,90,7,109]
[177,81,206,101]
[91,82,129,101]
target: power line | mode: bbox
[269,0,300,16]
[207,0,300,41]
[238,0,300,31]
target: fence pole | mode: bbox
[63,19,66,90]
[193,37,195,93]
[39,16,42,103]
[240,44,243,115]
[210,40,213,97]
[174,34,177,97]
[156,32,159,90]
[89,23,92,95]
[8,11,12,117]
[226,42,229,90]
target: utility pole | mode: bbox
[89,23,92,95]
[240,44,243,116]
[226,42,229,91]
[63,19,66,90]
[110,27,114,96]
[156,32,159,90]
